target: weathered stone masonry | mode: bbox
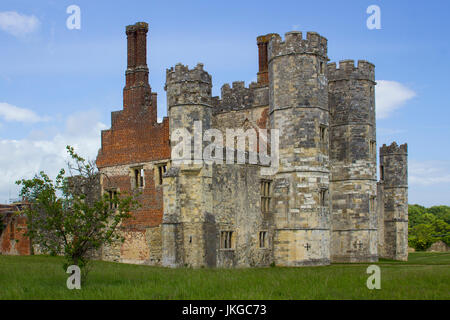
[94,22,409,267]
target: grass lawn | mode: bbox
[0,252,449,300]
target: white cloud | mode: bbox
[0,110,107,203]
[409,160,450,186]
[0,11,40,37]
[376,80,416,119]
[0,102,49,123]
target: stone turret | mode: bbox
[165,63,212,160]
[162,63,215,268]
[268,31,331,266]
[379,142,408,261]
[328,60,378,262]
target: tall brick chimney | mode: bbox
[256,34,276,86]
[123,22,156,123]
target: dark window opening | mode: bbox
[221,231,234,249]
[369,196,376,212]
[320,189,328,207]
[320,125,327,142]
[133,167,144,188]
[261,180,272,213]
[259,231,268,248]
[108,190,118,209]
[157,164,167,185]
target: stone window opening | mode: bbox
[107,189,118,210]
[370,140,376,157]
[131,166,144,189]
[319,61,324,74]
[259,231,268,248]
[156,163,167,185]
[369,196,376,212]
[380,165,385,181]
[260,180,272,213]
[320,188,328,207]
[319,125,327,143]
[220,231,234,249]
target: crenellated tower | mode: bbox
[162,63,215,268]
[379,142,408,261]
[328,60,378,262]
[268,31,331,266]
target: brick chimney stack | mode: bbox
[256,34,275,86]
[123,22,156,123]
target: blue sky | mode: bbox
[0,0,449,206]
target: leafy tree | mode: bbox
[409,224,435,251]
[16,146,139,283]
[408,204,450,250]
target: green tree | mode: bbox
[16,146,139,283]
[409,224,435,251]
[408,204,450,250]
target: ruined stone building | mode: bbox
[95,22,408,267]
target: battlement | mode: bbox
[213,80,269,114]
[219,81,255,110]
[165,63,212,107]
[380,142,408,156]
[328,60,375,82]
[165,63,212,85]
[268,31,328,60]
[126,22,148,34]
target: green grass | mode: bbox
[0,253,449,300]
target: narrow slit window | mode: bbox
[320,189,328,207]
[140,169,144,187]
[370,140,376,157]
[259,231,268,248]
[320,125,327,142]
[156,164,167,185]
[369,196,376,212]
[380,165,385,181]
[134,169,139,188]
[261,180,272,213]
